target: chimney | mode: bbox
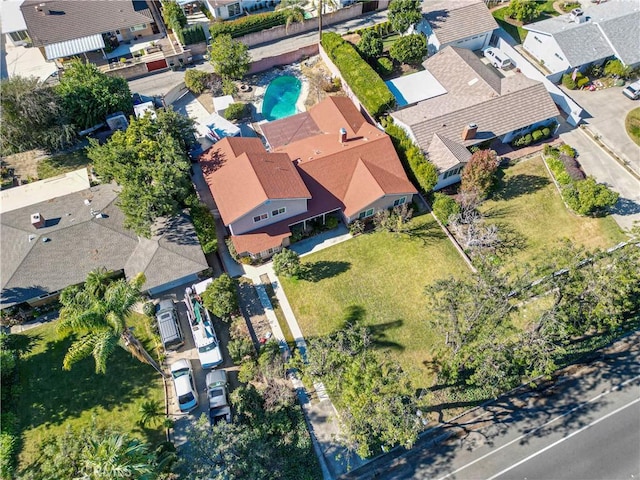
[31,213,45,229]
[339,128,347,144]
[569,8,585,23]
[35,3,48,15]
[462,123,478,141]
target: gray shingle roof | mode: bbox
[424,0,498,46]
[428,133,472,172]
[21,0,153,46]
[524,0,640,67]
[1,183,208,307]
[391,46,559,153]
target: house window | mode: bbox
[534,35,542,43]
[358,208,375,220]
[253,213,268,223]
[393,197,407,207]
[9,30,29,42]
[271,207,286,217]
[554,53,564,61]
[130,24,147,32]
[227,2,241,16]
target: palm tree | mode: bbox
[57,269,164,377]
[80,432,156,480]
[275,0,306,33]
[138,399,165,428]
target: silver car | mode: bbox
[622,80,640,100]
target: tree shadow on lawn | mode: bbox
[300,260,351,282]
[335,305,405,352]
[492,173,550,202]
[404,217,447,245]
[18,336,161,432]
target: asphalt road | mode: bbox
[343,333,640,480]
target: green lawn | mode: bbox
[480,157,626,268]
[625,107,640,146]
[14,313,164,471]
[492,2,559,44]
[37,150,91,179]
[281,214,470,388]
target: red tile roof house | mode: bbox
[199,96,418,260]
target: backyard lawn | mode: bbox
[13,313,164,471]
[480,156,626,268]
[36,150,91,179]
[492,1,558,44]
[280,214,470,388]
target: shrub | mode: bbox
[321,32,395,117]
[603,59,630,78]
[143,301,156,318]
[375,57,394,76]
[349,219,365,235]
[238,360,258,383]
[209,9,303,38]
[229,338,256,364]
[222,77,238,95]
[272,248,303,277]
[562,73,577,90]
[176,24,206,45]
[576,75,590,89]
[460,149,499,198]
[542,127,551,137]
[357,29,383,60]
[432,193,460,226]
[389,33,427,65]
[559,143,577,157]
[325,216,339,229]
[202,274,238,320]
[189,202,218,254]
[383,117,438,192]
[184,69,210,94]
[565,177,619,215]
[224,102,247,121]
[505,0,542,22]
[523,133,533,145]
[162,1,187,32]
[532,130,544,142]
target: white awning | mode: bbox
[44,34,105,60]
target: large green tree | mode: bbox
[505,0,542,23]
[202,274,239,321]
[357,29,383,60]
[161,0,187,32]
[208,34,251,80]
[389,33,427,65]
[57,268,162,376]
[0,76,76,156]
[87,108,195,237]
[460,149,500,198]
[272,249,303,278]
[56,60,132,130]
[388,0,422,34]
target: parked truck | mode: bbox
[206,369,231,425]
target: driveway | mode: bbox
[560,84,640,177]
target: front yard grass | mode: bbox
[280,214,470,388]
[492,7,528,44]
[625,107,640,146]
[480,156,626,268]
[36,150,91,179]
[14,312,164,471]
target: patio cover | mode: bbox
[44,34,105,60]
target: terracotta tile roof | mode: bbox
[260,112,322,149]
[200,137,311,225]
[22,0,154,46]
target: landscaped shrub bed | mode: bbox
[382,117,438,193]
[176,24,206,45]
[189,201,218,254]
[321,32,395,117]
[544,144,618,215]
[209,9,302,38]
[561,71,589,90]
[223,102,248,121]
[511,124,554,147]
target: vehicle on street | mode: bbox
[156,298,184,351]
[483,47,512,69]
[206,369,231,425]
[622,80,640,100]
[184,279,223,369]
[170,359,198,413]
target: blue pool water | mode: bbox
[262,76,302,121]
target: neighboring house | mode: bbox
[2,0,30,46]
[390,46,559,190]
[200,96,417,259]
[523,1,640,82]
[0,169,209,308]
[416,0,498,55]
[20,0,162,62]
[205,0,244,20]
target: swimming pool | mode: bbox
[262,75,302,121]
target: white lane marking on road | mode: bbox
[435,374,640,480]
[486,396,640,480]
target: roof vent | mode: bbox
[339,128,347,144]
[569,8,586,23]
[462,123,478,141]
[31,213,45,229]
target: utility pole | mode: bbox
[318,0,323,43]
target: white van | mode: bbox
[156,298,184,351]
[483,47,513,70]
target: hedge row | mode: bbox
[356,20,394,38]
[511,123,555,148]
[189,202,218,254]
[209,9,302,38]
[321,32,395,118]
[176,24,206,45]
[544,144,619,215]
[382,117,438,193]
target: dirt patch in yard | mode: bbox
[3,149,45,182]
[299,56,347,109]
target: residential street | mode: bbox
[342,333,640,480]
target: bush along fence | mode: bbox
[320,32,395,118]
[382,117,438,194]
[176,24,206,46]
[511,121,557,148]
[543,144,619,216]
[209,9,302,38]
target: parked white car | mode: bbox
[622,80,640,100]
[483,47,513,69]
[170,359,198,413]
